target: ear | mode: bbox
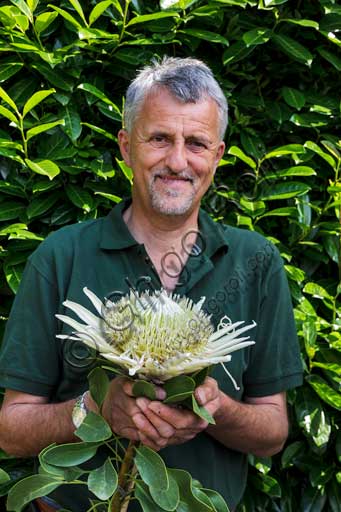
[213,141,226,173]
[118,129,132,167]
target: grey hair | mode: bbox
[123,56,228,139]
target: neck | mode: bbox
[123,202,200,291]
[123,202,199,253]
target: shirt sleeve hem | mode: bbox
[244,372,303,397]
[0,373,54,397]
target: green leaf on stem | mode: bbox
[133,380,157,400]
[149,470,180,510]
[42,441,101,467]
[89,367,109,408]
[163,375,195,403]
[168,469,212,511]
[75,412,112,442]
[135,445,169,491]
[25,159,60,180]
[88,458,118,500]
[191,395,215,424]
[22,89,56,118]
[6,475,63,512]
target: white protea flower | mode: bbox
[56,287,256,382]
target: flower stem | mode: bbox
[111,440,138,512]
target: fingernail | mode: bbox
[196,389,205,404]
[136,397,149,411]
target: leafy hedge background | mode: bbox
[0,0,340,510]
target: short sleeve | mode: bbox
[243,252,303,397]
[0,259,61,397]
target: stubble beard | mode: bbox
[148,170,197,216]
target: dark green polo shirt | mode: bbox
[0,199,303,511]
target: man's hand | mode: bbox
[134,376,221,449]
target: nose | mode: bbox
[164,141,188,173]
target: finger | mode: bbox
[136,398,175,438]
[148,401,208,431]
[123,380,166,401]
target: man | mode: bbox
[0,57,302,511]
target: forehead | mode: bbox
[134,88,220,138]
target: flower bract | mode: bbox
[56,287,256,381]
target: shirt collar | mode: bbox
[100,198,137,250]
[100,198,229,257]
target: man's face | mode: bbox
[118,88,225,217]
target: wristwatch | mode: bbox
[72,391,90,428]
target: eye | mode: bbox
[149,135,169,147]
[187,139,207,152]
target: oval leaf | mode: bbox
[88,458,118,500]
[23,89,56,118]
[42,442,100,467]
[135,445,169,491]
[7,475,62,512]
[25,159,60,180]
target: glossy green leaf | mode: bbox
[22,89,55,118]
[62,106,81,141]
[88,367,109,408]
[259,206,297,218]
[133,380,157,400]
[281,18,319,29]
[78,83,120,112]
[149,470,180,511]
[0,86,18,112]
[89,0,112,25]
[168,469,212,511]
[191,395,215,424]
[0,63,23,82]
[304,141,336,168]
[179,29,229,45]
[49,5,82,29]
[26,120,65,141]
[0,105,18,125]
[126,11,179,26]
[260,182,311,200]
[0,202,25,221]
[282,86,306,110]
[9,0,32,21]
[135,445,169,491]
[27,192,60,219]
[250,474,281,498]
[135,481,161,512]
[223,41,255,65]
[202,489,230,512]
[262,166,316,179]
[87,458,118,499]
[32,63,74,92]
[34,11,58,34]
[25,159,60,180]
[6,475,62,512]
[264,144,305,159]
[307,375,341,410]
[0,469,10,485]
[272,34,313,65]
[116,158,133,184]
[317,47,341,71]
[303,282,333,301]
[75,411,112,443]
[163,375,195,403]
[68,0,87,25]
[242,28,271,46]
[42,442,100,467]
[65,184,94,212]
[228,146,256,169]
[290,113,329,128]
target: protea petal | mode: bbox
[56,287,256,383]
